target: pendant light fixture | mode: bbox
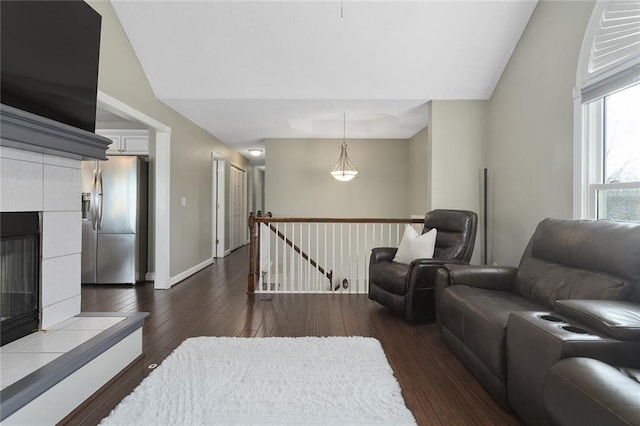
[330,113,360,182]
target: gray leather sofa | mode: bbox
[543,357,640,426]
[434,218,640,425]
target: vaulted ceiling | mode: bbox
[111,0,537,165]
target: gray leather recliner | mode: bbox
[368,209,477,322]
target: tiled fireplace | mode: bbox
[0,145,82,331]
[0,106,147,425]
[0,103,110,336]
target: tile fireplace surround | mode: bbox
[0,145,83,328]
[0,104,111,329]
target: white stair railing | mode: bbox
[247,214,423,294]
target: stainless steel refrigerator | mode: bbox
[81,156,148,284]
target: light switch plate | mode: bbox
[181,197,187,207]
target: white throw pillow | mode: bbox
[392,225,437,265]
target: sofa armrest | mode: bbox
[554,300,640,341]
[406,258,468,291]
[440,264,518,292]
[433,264,518,330]
[369,247,397,265]
[403,258,468,322]
[506,311,640,425]
[543,358,640,426]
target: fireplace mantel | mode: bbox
[0,104,110,160]
[1,105,99,329]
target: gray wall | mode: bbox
[409,127,429,217]
[429,100,487,212]
[88,0,252,277]
[265,138,410,218]
[90,0,596,273]
[486,0,594,265]
[252,168,265,213]
[428,100,487,264]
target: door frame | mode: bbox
[212,154,226,258]
[229,163,248,251]
[97,91,172,289]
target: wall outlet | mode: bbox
[181,197,187,207]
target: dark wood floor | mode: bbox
[62,246,519,425]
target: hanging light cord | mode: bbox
[343,113,346,143]
[341,0,344,19]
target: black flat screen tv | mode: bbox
[1,0,102,132]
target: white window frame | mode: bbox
[579,100,603,219]
[573,1,640,220]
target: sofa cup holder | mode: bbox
[562,325,589,334]
[540,315,564,323]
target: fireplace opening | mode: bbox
[1,212,41,346]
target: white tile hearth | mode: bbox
[18,330,102,353]
[0,316,125,390]
[61,317,125,331]
[0,353,63,389]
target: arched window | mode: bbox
[574,1,640,221]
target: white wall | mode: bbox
[87,1,253,278]
[487,0,594,265]
[265,138,410,218]
[428,100,487,264]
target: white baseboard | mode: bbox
[145,272,155,282]
[170,258,214,286]
[224,249,232,256]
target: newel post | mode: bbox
[247,211,255,294]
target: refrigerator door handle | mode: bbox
[97,168,104,231]
[91,167,99,231]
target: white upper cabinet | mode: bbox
[97,129,149,155]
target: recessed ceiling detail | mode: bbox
[111,0,538,165]
[289,112,400,136]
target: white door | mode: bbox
[212,156,226,258]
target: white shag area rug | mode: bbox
[100,336,416,426]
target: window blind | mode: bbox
[589,1,640,74]
[582,1,640,102]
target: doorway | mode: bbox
[96,91,172,289]
[212,154,226,258]
[229,164,247,251]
